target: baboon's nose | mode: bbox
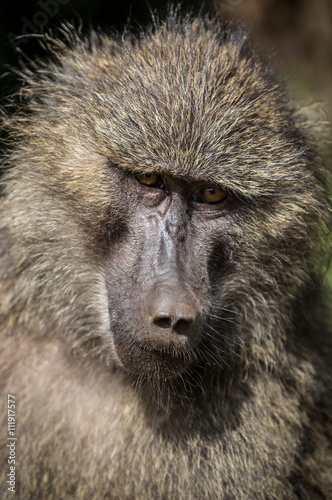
[146,283,201,348]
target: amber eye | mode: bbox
[135,172,164,188]
[194,184,227,204]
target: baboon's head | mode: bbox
[1,14,329,385]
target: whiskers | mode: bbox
[126,303,249,409]
[198,303,248,369]
[129,362,205,411]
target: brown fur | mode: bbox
[0,10,331,499]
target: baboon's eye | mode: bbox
[135,173,165,189]
[193,184,227,204]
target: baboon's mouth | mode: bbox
[114,335,193,378]
[132,341,173,357]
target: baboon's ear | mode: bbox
[294,102,328,139]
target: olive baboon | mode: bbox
[0,10,331,500]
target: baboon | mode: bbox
[0,9,331,500]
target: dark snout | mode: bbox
[143,281,203,349]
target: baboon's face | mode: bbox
[105,167,233,379]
